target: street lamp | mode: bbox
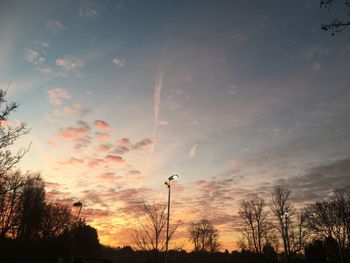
[283,212,289,263]
[165,174,178,263]
[73,201,83,222]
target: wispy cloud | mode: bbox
[189,144,198,158]
[79,0,100,18]
[25,48,45,65]
[112,58,125,68]
[46,20,65,33]
[47,88,71,105]
[56,55,84,71]
[152,65,165,150]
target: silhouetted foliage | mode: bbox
[320,0,350,36]
[189,218,221,253]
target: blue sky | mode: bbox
[0,0,350,249]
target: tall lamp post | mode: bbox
[283,212,289,263]
[164,174,179,263]
[73,201,83,222]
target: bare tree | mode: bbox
[133,202,181,263]
[270,186,295,261]
[270,186,309,262]
[320,0,350,36]
[239,197,271,254]
[0,89,30,178]
[188,218,221,253]
[304,189,350,263]
[0,170,25,238]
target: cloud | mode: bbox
[79,0,100,18]
[133,138,153,150]
[59,157,84,166]
[105,155,125,164]
[189,144,197,158]
[74,136,92,150]
[118,138,130,146]
[95,132,111,140]
[48,88,71,105]
[152,65,165,150]
[56,55,84,71]
[87,157,104,168]
[46,20,65,32]
[127,170,141,176]
[274,158,350,203]
[112,145,129,155]
[94,120,110,130]
[95,144,113,153]
[112,58,125,68]
[58,121,90,139]
[25,48,45,65]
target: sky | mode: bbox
[0,0,350,251]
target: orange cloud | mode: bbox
[94,120,111,130]
[118,138,130,146]
[105,155,124,164]
[58,121,90,139]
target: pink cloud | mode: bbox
[58,121,90,139]
[94,120,111,130]
[56,55,83,71]
[105,155,124,164]
[59,157,84,165]
[48,88,71,105]
[87,158,104,168]
[95,144,113,153]
[0,120,11,127]
[118,138,130,146]
[95,132,111,140]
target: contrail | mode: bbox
[152,64,165,152]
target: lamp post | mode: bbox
[164,174,178,263]
[283,212,289,263]
[73,201,83,222]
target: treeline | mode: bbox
[0,171,102,262]
[0,89,101,262]
[235,186,350,263]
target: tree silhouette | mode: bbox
[132,201,181,263]
[40,203,72,241]
[0,89,30,178]
[188,218,221,253]
[239,197,271,255]
[320,0,350,36]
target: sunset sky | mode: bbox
[1,0,350,250]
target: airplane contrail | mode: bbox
[152,64,165,151]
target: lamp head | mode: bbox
[168,174,179,181]
[73,201,82,207]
